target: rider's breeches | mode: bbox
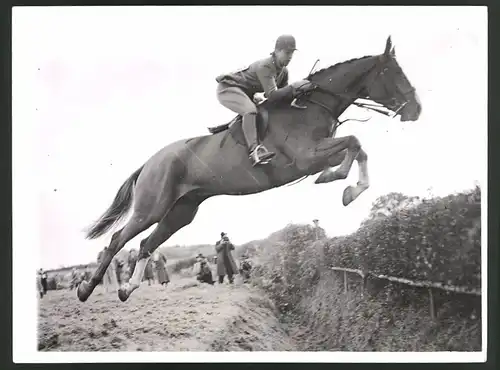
[216,83,257,115]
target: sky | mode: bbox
[12,6,487,270]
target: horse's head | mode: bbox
[306,36,421,123]
[362,36,422,122]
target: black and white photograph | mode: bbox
[12,5,487,363]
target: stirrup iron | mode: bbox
[291,98,307,109]
[249,144,275,166]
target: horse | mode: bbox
[77,36,421,303]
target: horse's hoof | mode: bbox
[342,186,355,206]
[118,288,129,302]
[77,281,90,302]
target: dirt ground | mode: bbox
[38,274,296,351]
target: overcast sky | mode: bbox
[12,6,487,270]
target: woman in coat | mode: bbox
[143,258,155,285]
[215,232,238,284]
[153,251,170,286]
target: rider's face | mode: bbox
[275,49,295,67]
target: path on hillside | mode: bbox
[38,274,295,351]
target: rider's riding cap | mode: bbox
[275,35,297,51]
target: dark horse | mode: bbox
[78,36,421,302]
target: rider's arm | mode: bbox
[256,63,295,103]
[256,62,279,98]
[277,68,289,89]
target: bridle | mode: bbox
[300,55,415,132]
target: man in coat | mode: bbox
[39,268,48,294]
[215,232,238,284]
[36,269,45,298]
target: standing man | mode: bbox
[39,268,48,295]
[215,232,238,284]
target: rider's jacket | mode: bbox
[216,53,289,99]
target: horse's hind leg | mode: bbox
[77,215,154,302]
[118,195,201,302]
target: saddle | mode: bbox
[207,103,271,149]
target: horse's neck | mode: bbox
[309,56,378,117]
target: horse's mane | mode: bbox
[307,55,376,80]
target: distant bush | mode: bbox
[171,257,198,274]
[158,244,214,261]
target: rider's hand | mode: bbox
[253,92,266,104]
[298,82,315,94]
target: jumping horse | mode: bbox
[77,36,421,302]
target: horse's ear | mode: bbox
[390,46,396,56]
[384,36,393,55]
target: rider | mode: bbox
[215,34,314,166]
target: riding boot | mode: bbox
[242,113,275,166]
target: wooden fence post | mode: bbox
[361,274,367,298]
[428,288,436,321]
[344,270,348,293]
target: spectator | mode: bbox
[194,253,215,285]
[239,254,252,283]
[153,251,170,287]
[115,258,126,285]
[39,268,48,295]
[69,268,82,290]
[36,269,44,298]
[83,266,92,281]
[215,232,238,284]
[127,249,138,279]
[143,258,154,285]
[98,246,119,293]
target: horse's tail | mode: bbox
[85,165,144,240]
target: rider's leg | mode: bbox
[216,83,276,165]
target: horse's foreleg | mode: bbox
[341,148,369,206]
[313,135,361,184]
[311,137,370,206]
